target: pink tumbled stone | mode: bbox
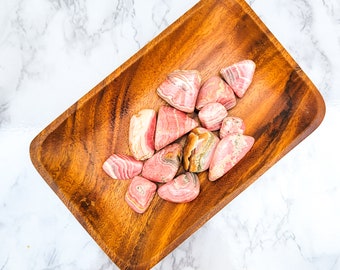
[196,76,236,110]
[209,134,254,181]
[154,106,198,150]
[102,154,143,180]
[219,116,246,139]
[157,172,200,203]
[220,60,256,98]
[157,70,202,113]
[198,102,228,131]
[129,109,156,160]
[142,143,183,183]
[125,176,157,214]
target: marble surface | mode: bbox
[1,0,340,269]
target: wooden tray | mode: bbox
[30,0,325,269]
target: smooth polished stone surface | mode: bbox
[1,0,340,269]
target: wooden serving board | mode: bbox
[30,0,325,269]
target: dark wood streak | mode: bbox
[30,0,325,269]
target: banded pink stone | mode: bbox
[141,143,183,183]
[157,172,200,203]
[102,154,143,180]
[157,70,202,113]
[220,60,256,98]
[209,134,255,181]
[129,109,156,160]
[219,116,246,139]
[154,106,198,150]
[196,76,236,110]
[198,102,228,131]
[183,127,219,173]
[125,176,157,214]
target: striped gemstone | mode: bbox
[154,106,198,150]
[209,134,254,181]
[129,109,156,160]
[157,70,201,113]
[102,154,143,180]
[220,59,256,98]
[142,143,183,183]
[196,76,236,110]
[125,176,157,214]
[157,172,200,203]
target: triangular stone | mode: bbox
[157,70,201,113]
[155,106,198,150]
[220,60,256,98]
[209,134,254,181]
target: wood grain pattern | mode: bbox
[30,0,325,269]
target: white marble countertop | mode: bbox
[1,0,340,269]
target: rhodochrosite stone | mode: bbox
[154,106,198,150]
[102,154,143,180]
[219,116,246,139]
[198,102,228,131]
[129,109,156,160]
[157,172,200,203]
[209,134,255,181]
[141,143,183,183]
[157,70,202,113]
[125,176,157,214]
[183,127,219,173]
[220,60,256,98]
[196,76,236,110]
